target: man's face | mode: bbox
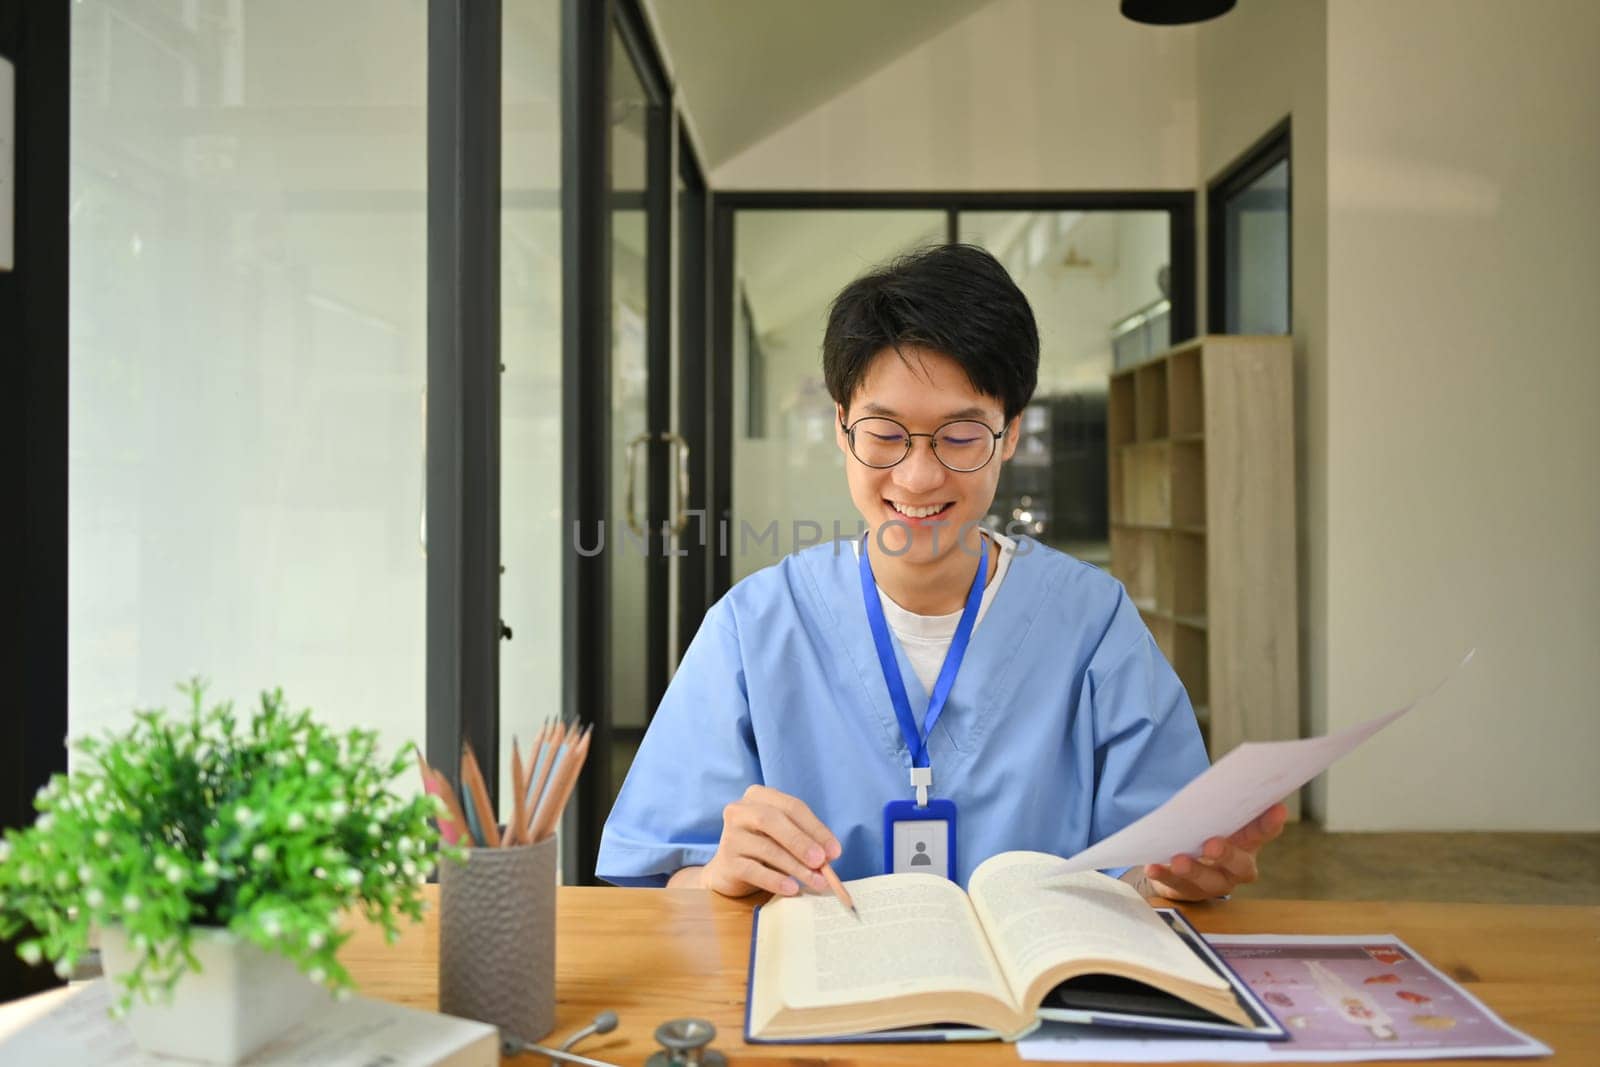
[835,345,1019,566]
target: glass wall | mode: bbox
[959,210,1171,565]
[500,0,564,800]
[726,208,1171,577]
[605,25,658,808]
[68,1,429,760]
[1222,158,1290,335]
[729,211,946,582]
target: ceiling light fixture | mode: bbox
[1121,0,1236,26]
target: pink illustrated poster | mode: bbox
[1211,935,1545,1056]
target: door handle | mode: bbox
[624,432,691,539]
[624,432,651,537]
[660,432,690,537]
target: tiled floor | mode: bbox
[1235,821,1600,905]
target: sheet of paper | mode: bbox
[1019,1025,1550,1063]
[1019,1026,1277,1062]
[1047,651,1474,880]
[1018,931,1550,1062]
[0,979,497,1067]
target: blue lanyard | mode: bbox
[858,538,989,770]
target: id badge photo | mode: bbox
[883,798,957,879]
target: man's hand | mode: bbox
[668,785,842,898]
[1128,803,1289,901]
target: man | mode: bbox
[598,244,1285,900]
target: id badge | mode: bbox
[883,798,957,879]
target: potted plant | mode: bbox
[0,682,456,1065]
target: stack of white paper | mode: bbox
[0,979,498,1067]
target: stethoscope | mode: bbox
[501,1012,727,1067]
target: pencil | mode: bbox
[522,719,566,838]
[425,766,474,848]
[526,726,574,843]
[507,735,527,847]
[548,723,592,837]
[458,777,486,846]
[461,744,501,848]
[416,753,463,846]
[529,723,590,843]
[818,862,859,918]
[522,718,551,812]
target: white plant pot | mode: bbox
[99,924,330,1065]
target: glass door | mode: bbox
[726,210,948,582]
[606,20,657,791]
[959,208,1174,568]
[500,0,565,811]
[571,4,678,883]
[710,198,1189,596]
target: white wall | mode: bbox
[1195,0,1330,814]
[1319,0,1600,830]
[713,0,1198,190]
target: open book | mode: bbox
[745,850,1284,1044]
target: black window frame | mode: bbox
[1,0,71,1005]
[705,190,1197,601]
[427,0,504,818]
[675,128,711,671]
[1206,117,1292,335]
[566,0,685,885]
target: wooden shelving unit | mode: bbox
[1108,336,1299,812]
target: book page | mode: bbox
[968,852,1227,1005]
[768,873,1016,1011]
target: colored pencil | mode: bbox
[522,718,552,812]
[425,765,475,848]
[458,777,486,845]
[461,744,501,848]
[416,752,463,846]
[418,721,595,851]
[530,723,591,843]
[522,719,566,837]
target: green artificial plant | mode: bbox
[0,681,459,1014]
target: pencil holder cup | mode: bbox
[438,833,557,1044]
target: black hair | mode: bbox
[822,243,1040,422]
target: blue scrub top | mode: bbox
[596,537,1208,888]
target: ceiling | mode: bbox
[737,210,948,338]
[642,0,995,170]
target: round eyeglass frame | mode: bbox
[840,415,1007,473]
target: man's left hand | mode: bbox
[1135,802,1289,901]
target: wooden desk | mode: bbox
[343,887,1599,1066]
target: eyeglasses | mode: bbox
[840,415,1006,473]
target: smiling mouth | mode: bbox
[887,500,955,521]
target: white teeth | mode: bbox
[891,502,947,519]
